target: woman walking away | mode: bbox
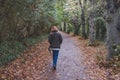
[48,26,63,70]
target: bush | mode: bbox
[95,47,120,74]
[0,41,26,66]
[0,33,48,66]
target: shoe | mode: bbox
[53,66,56,70]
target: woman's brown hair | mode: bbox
[51,26,58,32]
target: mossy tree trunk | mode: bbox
[104,0,120,60]
[88,0,95,45]
[79,0,87,38]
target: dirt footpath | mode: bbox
[0,33,89,80]
[45,33,89,80]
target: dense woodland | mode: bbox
[62,0,120,61]
[0,0,120,71]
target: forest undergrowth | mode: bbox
[72,34,120,80]
[0,33,48,67]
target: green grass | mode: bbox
[0,33,48,66]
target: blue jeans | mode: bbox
[52,50,59,67]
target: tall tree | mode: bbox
[79,0,87,38]
[71,16,80,35]
[0,0,60,42]
[88,0,95,45]
[104,0,120,60]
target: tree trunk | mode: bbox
[63,22,66,32]
[88,0,95,45]
[104,0,120,60]
[74,25,80,35]
[79,0,87,38]
[72,16,80,35]
[89,14,95,45]
[100,23,106,40]
[95,24,100,40]
[86,19,89,37]
[81,11,87,38]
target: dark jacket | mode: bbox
[48,31,63,48]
